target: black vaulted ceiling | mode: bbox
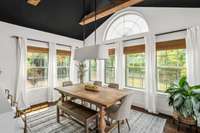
[0,0,200,40]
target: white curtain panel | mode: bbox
[16,37,29,110]
[186,26,200,86]
[116,42,125,89]
[144,33,157,113]
[70,47,76,83]
[48,42,57,102]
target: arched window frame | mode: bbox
[103,10,150,42]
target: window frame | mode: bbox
[56,49,71,85]
[124,44,145,89]
[156,39,187,92]
[125,53,145,89]
[89,60,97,81]
[104,12,149,41]
[104,49,116,84]
[27,46,49,89]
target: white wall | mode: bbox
[85,7,200,115]
[86,7,200,45]
[0,21,82,106]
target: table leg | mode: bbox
[61,93,65,116]
[61,94,65,102]
[99,106,106,133]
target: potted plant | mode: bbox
[166,77,200,126]
[76,62,87,84]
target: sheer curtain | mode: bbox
[186,26,200,86]
[116,41,125,89]
[48,42,57,102]
[15,37,29,110]
[144,33,157,113]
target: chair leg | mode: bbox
[85,122,89,133]
[24,115,27,133]
[57,106,60,123]
[177,121,180,131]
[125,118,131,131]
[96,115,99,133]
[118,121,120,133]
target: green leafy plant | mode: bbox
[76,62,87,83]
[166,77,200,120]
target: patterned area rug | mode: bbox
[27,106,166,133]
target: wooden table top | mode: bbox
[55,84,128,108]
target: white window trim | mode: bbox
[103,9,149,42]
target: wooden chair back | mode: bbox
[62,81,73,87]
[93,81,102,86]
[108,83,119,89]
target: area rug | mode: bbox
[27,106,166,133]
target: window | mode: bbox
[89,60,97,81]
[57,50,71,86]
[124,45,145,89]
[105,49,115,83]
[27,46,49,89]
[105,14,148,40]
[156,39,186,92]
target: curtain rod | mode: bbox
[27,38,49,44]
[123,28,187,42]
[56,43,72,48]
[155,28,187,36]
[12,36,72,48]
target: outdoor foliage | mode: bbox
[157,49,186,91]
[105,55,115,83]
[76,62,87,83]
[89,60,97,81]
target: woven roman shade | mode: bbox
[57,50,71,56]
[27,46,49,53]
[108,48,115,55]
[123,45,145,54]
[156,39,186,51]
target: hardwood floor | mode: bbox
[28,102,198,133]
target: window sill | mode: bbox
[157,91,169,96]
[124,87,145,92]
[27,87,48,92]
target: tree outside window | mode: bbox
[27,46,48,89]
[156,39,186,92]
[89,60,97,81]
[57,50,71,86]
[105,49,115,83]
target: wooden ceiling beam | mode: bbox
[27,0,41,6]
[79,0,143,25]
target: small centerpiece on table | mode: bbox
[84,83,100,92]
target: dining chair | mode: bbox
[4,90,27,133]
[62,81,73,87]
[106,93,133,133]
[62,81,75,101]
[108,83,119,89]
[93,81,102,86]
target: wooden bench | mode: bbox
[57,101,98,133]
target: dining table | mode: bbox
[55,84,128,133]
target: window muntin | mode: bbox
[57,50,71,86]
[125,45,145,89]
[106,14,148,40]
[105,49,115,84]
[156,39,186,92]
[89,60,97,81]
[27,46,48,89]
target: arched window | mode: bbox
[105,13,149,41]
